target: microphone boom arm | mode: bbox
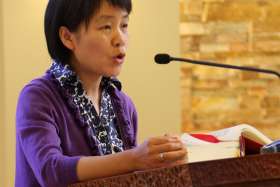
[172,57,280,79]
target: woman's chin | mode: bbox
[103,69,122,78]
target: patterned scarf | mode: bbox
[49,61,124,155]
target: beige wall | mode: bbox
[120,1,181,142]
[2,1,49,186]
[1,1,180,186]
[0,0,4,186]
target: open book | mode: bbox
[181,124,272,163]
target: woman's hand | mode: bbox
[131,135,187,170]
[77,135,187,181]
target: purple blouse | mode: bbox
[15,72,138,187]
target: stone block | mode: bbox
[200,43,230,53]
[230,43,249,52]
[191,95,239,112]
[254,21,280,33]
[180,36,200,53]
[240,71,259,81]
[254,41,280,52]
[180,22,206,35]
[183,0,204,16]
[206,2,263,22]
[261,96,280,108]
[205,22,250,35]
[238,94,262,109]
[192,79,228,90]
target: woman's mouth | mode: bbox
[113,53,126,64]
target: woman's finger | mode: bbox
[150,142,184,154]
[159,148,187,163]
[148,136,179,145]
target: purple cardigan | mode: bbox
[15,72,138,187]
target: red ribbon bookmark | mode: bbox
[190,133,220,143]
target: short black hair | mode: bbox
[44,0,132,64]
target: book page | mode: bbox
[188,146,240,163]
[209,124,272,145]
[242,128,272,145]
[208,124,247,141]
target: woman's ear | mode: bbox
[59,26,76,50]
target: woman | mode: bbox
[15,0,187,186]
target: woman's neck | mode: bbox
[79,73,102,98]
[70,59,102,114]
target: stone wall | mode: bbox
[180,0,280,139]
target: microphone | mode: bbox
[154,53,280,78]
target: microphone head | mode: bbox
[154,53,171,64]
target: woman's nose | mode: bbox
[112,29,127,47]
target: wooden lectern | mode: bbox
[69,153,280,187]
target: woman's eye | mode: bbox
[101,25,111,30]
[122,23,128,28]
[121,23,128,31]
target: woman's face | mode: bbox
[67,1,129,78]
